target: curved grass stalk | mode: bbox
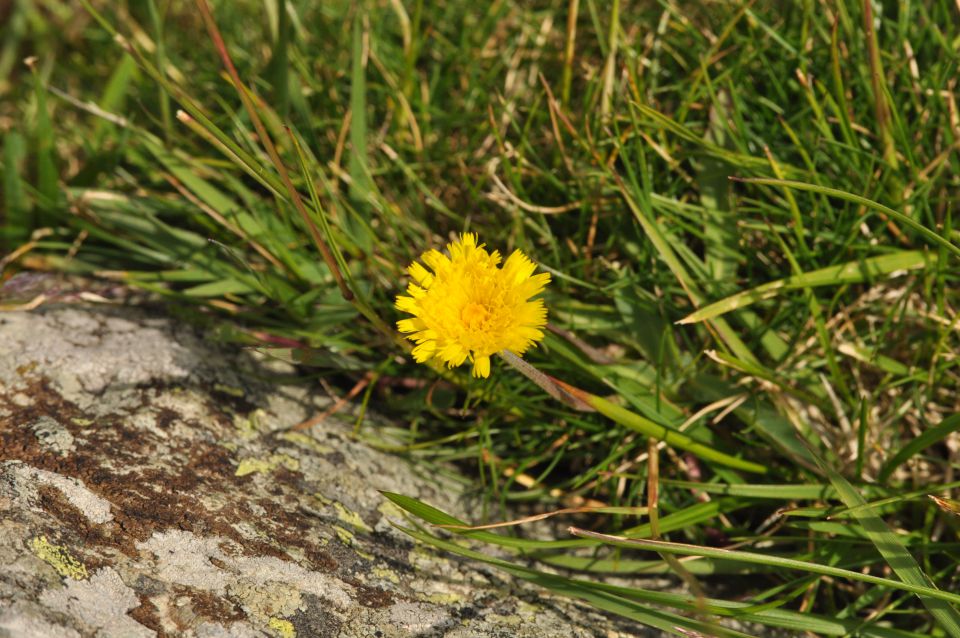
[498,350,767,474]
[679,250,934,325]
[568,529,960,610]
[732,178,960,259]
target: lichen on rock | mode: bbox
[0,304,650,637]
[29,535,88,581]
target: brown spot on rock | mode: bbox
[128,594,164,636]
[351,581,394,609]
[154,408,179,430]
[180,586,246,623]
[304,547,338,572]
[35,484,111,569]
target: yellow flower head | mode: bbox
[395,233,550,378]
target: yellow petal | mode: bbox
[397,318,425,333]
[422,249,450,274]
[518,272,551,298]
[395,295,418,313]
[411,329,437,344]
[518,326,544,340]
[503,250,536,284]
[460,232,478,248]
[517,299,548,326]
[408,261,434,286]
[412,341,436,362]
[440,342,468,367]
[472,355,491,378]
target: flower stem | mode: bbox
[498,350,593,411]
[498,351,767,475]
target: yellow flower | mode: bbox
[395,233,550,378]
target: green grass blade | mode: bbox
[619,183,761,366]
[659,480,838,500]
[31,66,59,217]
[697,92,739,283]
[534,553,765,576]
[815,455,960,635]
[287,128,355,294]
[265,0,290,117]
[679,250,934,324]
[568,530,960,609]
[734,178,960,259]
[383,492,746,553]
[381,492,593,550]
[387,493,921,637]
[93,53,138,144]
[587,393,768,474]
[2,130,28,246]
[145,0,172,139]
[347,10,374,252]
[398,523,759,637]
[384,511,757,637]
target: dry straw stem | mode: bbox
[436,504,648,532]
[497,350,594,411]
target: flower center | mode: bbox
[460,302,490,330]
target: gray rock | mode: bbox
[0,304,653,638]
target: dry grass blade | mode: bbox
[929,495,960,517]
[498,350,595,411]
[436,505,648,531]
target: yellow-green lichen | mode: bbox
[372,567,400,584]
[228,580,301,622]
[268,617,296,638]
[29,535,88,580]
[332,526,373,559]
[234,409,267,439]
[333,525,355,545]
[487,612,523,626]
[236,454,300,477]
[377,500,407,520]
[333,502,371,532]
[357,548,374,560]
[408,545,447,569]
[214,383,245,397]
[279,431,333,455]
[518,600,540,614]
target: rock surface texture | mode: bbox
[0,304,652,638]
